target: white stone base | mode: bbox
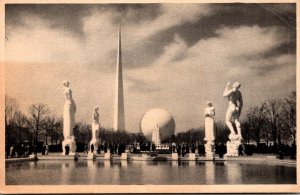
[121,153,128,160]
[62,139,76,155]
[104,152,111,160]
[225,139,241,157]
[89,139,99,154]
[188,153,196,161]
[205,140,215,159]
[142,153,148,159]
[87,152,97,160]
[172,153,178,160]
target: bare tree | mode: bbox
[5,95,19,126]
[74,122,92,144]
[27,103,50,145]
[215,121,228,144]
[14,111,28,143]
[278,91,296,144]
[245,105,268,145]
[44,115,63,144]
[263,99,282,146]
[5,95,19,145]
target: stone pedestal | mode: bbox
[188,153,196,161]
[225,135,241,156]
[62,138,76,155]
[104,152,111,160]
[204,140,215,159]
[121,153,128,160]
[172,152,178,160]
[89,139,99,154]
[87,152,97,160]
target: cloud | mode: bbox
[5,4,296,132]
[126,25,295,131]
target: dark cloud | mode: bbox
[124,3,295,73]
[5,4,92,36]
[123,3,296,69]
[5,4,162,37]
[173,4,296,47]
[6,3,296,70]
[104,4,162,25]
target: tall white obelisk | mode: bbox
[113,24,125,131]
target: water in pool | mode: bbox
[6,160,296,185]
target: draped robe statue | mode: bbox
[62,80,76,155]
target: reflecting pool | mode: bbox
[6,160,296,185]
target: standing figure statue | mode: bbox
[90,106,100,154]
[204,101,215,142]
[223,81,243,156]
[204,101,215,159]
[62,80,77,155]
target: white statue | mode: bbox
[62,80,77,155]
[223,81,243,140]
[92,107,100,141]
[223,81,243,156]
[204,101,215,159]
[90,107,100,154]
[204,101,215,142]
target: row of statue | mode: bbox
[61,79,243,157]
[204,81,243,157]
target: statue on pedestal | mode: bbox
[223,81,243,156]
[62,80,77,155]
[204,101,215,159]
[90,107,100,154]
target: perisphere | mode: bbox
[140,108,175,141]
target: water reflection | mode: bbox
[178,161,190,166]
[226,162,242,184]
[96,161,105,167]
[60,162,70,184]
[171,161,179,167]
[104,160,111,168]
[87,160,96,183]
[5,160,296,185]
[205,162,215,184]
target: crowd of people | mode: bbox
[6,140,296,160]
[5,143,50,159]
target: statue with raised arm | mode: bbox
[62,80,77,155]
[223,81,243,156]
[223,81,243,140]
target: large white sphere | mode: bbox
[140,108,175,141]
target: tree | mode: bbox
[263,99,282,146]
[5,95,19,145]
[5,95,19,126]
[27,103,50,145]
[244,105,268,145]
[13,111,28,144]
[277,91,296,144]
[44,115,62,145]
[74,122,92,144]
[215,121,228,144]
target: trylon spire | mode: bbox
[113,24,125,131]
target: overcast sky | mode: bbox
[5,3,296,133]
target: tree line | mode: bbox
[5,91,296,149]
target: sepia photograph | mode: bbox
[2,1,298,193]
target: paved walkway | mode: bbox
[5,153,296,167]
